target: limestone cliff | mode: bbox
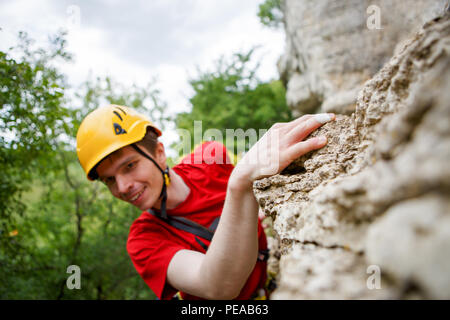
[255,4,450,299]
[279,0,448,116]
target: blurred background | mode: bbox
[0,0,289,299]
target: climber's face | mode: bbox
[96,143,166,211]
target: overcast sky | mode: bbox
[0,0,285,152]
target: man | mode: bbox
[76,104,334,300]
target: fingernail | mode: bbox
[317,136,327,144]
[314,113,333,124]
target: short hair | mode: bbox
[138,126,159,156]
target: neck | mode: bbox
[153,169,190,210]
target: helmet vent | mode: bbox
[113,123,127,135]
[113,111,123,121]
[116,107,127,115]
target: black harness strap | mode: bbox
[209,216,220,232]
[148,209,217,241]
[132,144,170,219]
[148,209,268,262]
[195,237,209,251]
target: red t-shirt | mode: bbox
[126,141,268,300]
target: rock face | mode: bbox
[255,8,450,299]
[278,0,448,116]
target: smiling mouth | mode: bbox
[129,187,145,203]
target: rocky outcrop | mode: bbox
[255,9,450,299]
[278,0,448,116]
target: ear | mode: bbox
[155,142,167,169]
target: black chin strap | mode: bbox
[131,144,170,219]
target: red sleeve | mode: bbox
[126,224,185,300]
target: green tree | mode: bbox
[0,30,72,240]
[258,0,284,29]
[0,31,169,299]
[0,149,155,299]
[174,48,291,159]
[71,74,172,137]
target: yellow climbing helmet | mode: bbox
[76,104,162,180]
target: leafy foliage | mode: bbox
[174,48,291,158]
[257,0,284,29]
[0,31,72,236]
[71,74,172,138]
[0,32,169,299]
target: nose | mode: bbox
[115,174,132,198]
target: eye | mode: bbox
[102,176,116,187]
[126,161,137,170]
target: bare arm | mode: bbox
[166,113,335,299]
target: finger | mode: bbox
[314,113,336,124]
[286,114,314,131]
[289,113,335,143]
[271,114,317,134]
[284,136,328,163]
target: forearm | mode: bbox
[200,172,259,298]
[168,114,334,299]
